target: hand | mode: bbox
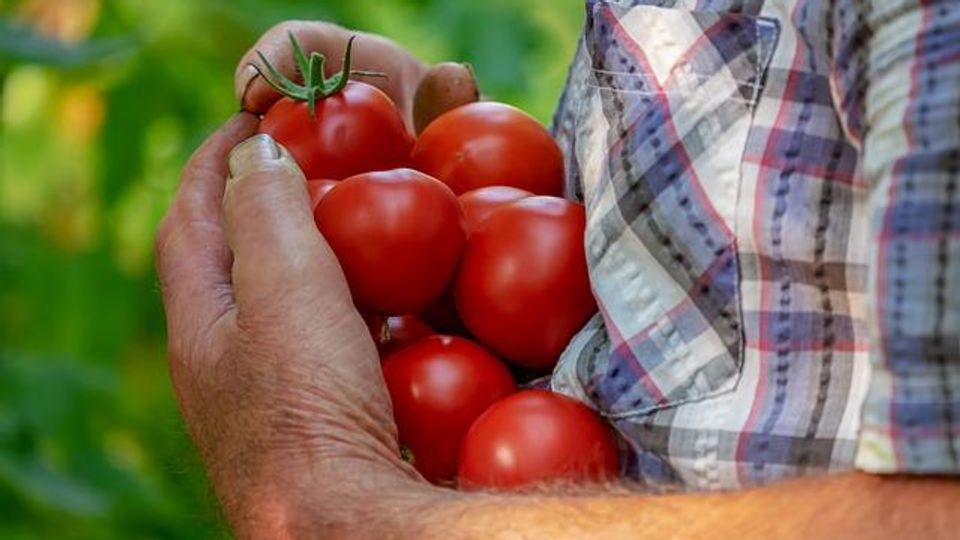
[155,115,435,538]
[235,21,428,132]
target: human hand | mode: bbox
[155,115,434,538]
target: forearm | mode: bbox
[348,473,957,540]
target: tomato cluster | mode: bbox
[254,36,618,489]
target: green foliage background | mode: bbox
[0,0,583,537]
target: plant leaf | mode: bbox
[0,19,134,67]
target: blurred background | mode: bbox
[0,0,583,537]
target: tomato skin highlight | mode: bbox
[365,315,434,357]
[382,336,516,484]
[454,196,597,369]
[457,390,619,489]
[412,102,564,196]
[316,168,466,315]
[458,186,533,234]
[260,81,413,180]
[307,179,338,212]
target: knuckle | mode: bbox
[265,20,297,37]
[265,20,309,41]
[266,20,341,45]
[154,197,223,282]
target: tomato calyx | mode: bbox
[377,319,392,345]
[251,32,386,117]
[400,444,416,466]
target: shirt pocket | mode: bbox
[562,2,779,417]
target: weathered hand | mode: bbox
[155,116,429,538]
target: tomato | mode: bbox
[457,390,619,489]
[382,336,516,484]
[307,179,338,211]
[365,315,434,357]
[458,186,533,234]
[411,102,564,196]
[261,83,412,180]
[255,37,412,180]
[316,168,466,315]
[454,197,596,369]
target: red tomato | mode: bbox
[365,315,434,357]
[459,186,533,234]
[412,102,564,196]
[260,81,413,180]
[457,390,619,489]
[454,197,596,369]
[382,336,516,484]
[307,179,338,212]
[316,168,466,315]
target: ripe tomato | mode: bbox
[261,83,412,180]
[382,336,516,484]
[411,102,564,196]
[458,186,533,234]
[316,168,466,315]
[255,37,412,180]
[454,197,596,369]
[365,315,434,357]
[307,179,338,211]
[457,390,619,489]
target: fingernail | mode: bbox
[226,134,303,190]
[228,134,283,178]
[236,64,259,104]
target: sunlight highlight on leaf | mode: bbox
[56,84,105,145]
[2,65,50,127]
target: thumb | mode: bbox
[223,134,352,309]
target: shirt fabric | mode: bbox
[549,0,960,490]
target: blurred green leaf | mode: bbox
[0,454,107,515]
[0,19,134,66]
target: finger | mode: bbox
[222,134,353,311]
[234,21,426,128]
[156,113,260,346]
[180,112,261,212]
[412,62,480,134]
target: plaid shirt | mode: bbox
[550,0,960,490]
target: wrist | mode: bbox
[229,451,445,540]
[200,370,425,538]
